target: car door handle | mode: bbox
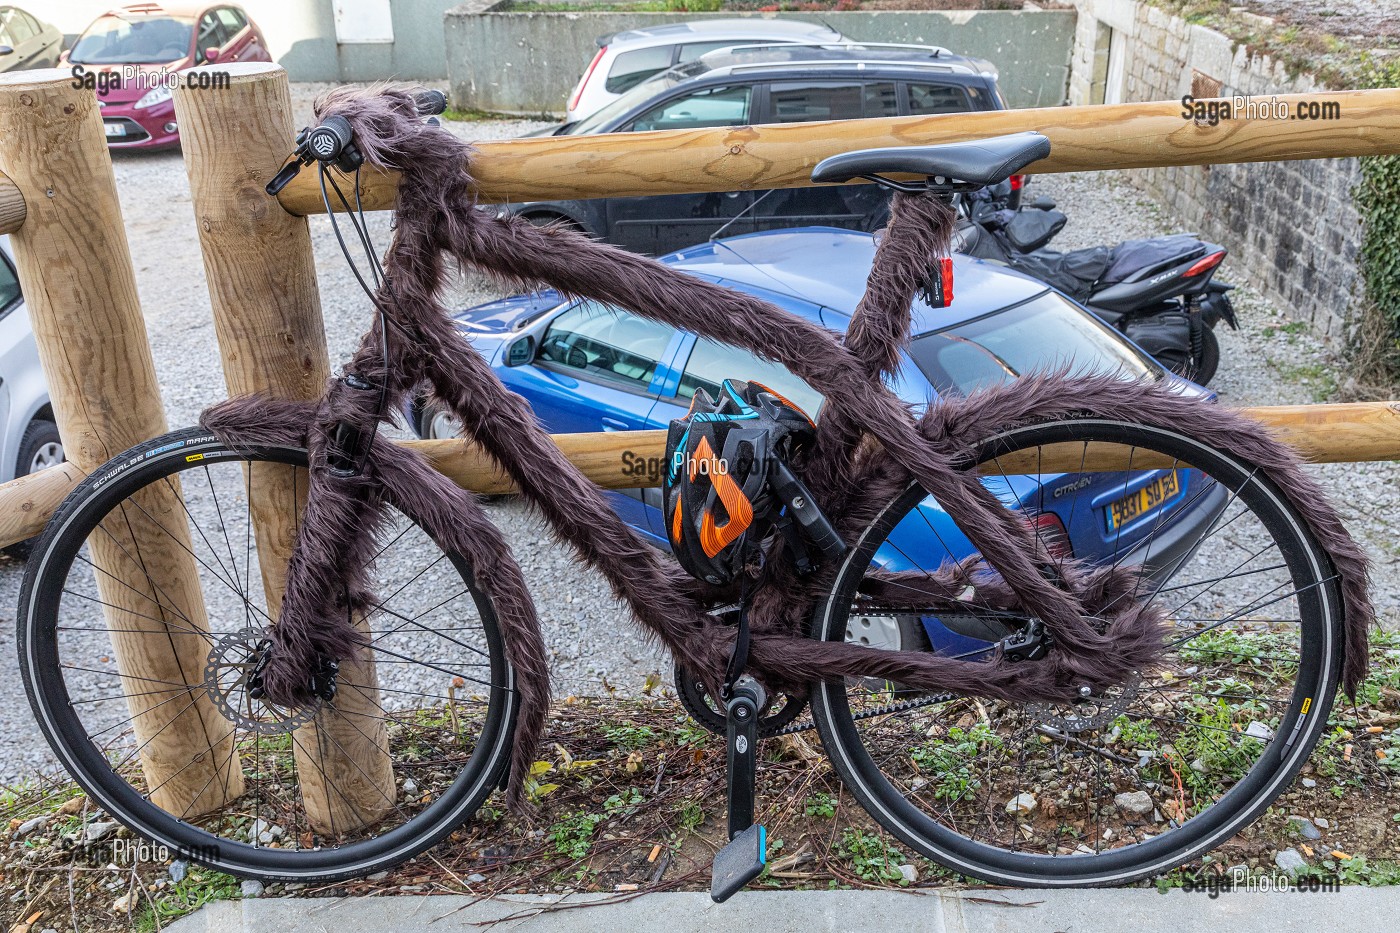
[601,417,629,432]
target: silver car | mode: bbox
[565,18,844,122]
[0,236,63,556]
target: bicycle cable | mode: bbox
[318,162,400,475]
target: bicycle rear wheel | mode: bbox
[812,417,1344,886]
[18,428,517,882]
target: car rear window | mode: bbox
[907,82,975,115]
[606,46,675,94]
[907,292,1161,397]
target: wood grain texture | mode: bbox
[174,63,394,832]
[0,401,1395,551]
[264,86,1400,213]
[0,171,24,235]
[0,67,242,813]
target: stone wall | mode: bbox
[1066,0,1363,338]
[444,8,1076,114]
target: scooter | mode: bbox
[953,184,1237,384]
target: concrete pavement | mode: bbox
[166,886,1400,932]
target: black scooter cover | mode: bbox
[1100,235,1207,286]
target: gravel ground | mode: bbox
[0,91,1396,782]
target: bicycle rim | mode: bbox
[812,418,1342,886]
[18,429,517,881]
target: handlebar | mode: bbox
[265,88,447,196]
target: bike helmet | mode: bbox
[663,379,816,585]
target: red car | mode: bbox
[61,3,271,149]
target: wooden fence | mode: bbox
[0,61,1397,827]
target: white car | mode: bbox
[565,18,844,123]
[0,236,63,556]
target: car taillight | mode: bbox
[569,47,606,113]
[1026,512,1073,560]
[1184,251,1226,277]
[1009,173,1024,191]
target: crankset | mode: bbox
[674,660,806,738]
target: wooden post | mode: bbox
[273,88,1400,213]
[174,63,395,832]
[0,69,242,814]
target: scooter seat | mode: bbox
[811,132,1050,187]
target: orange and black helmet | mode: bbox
[662,379,816,585]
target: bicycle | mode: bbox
[18,86,1373,897]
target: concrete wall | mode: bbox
[1066,0,1362,338]
[444,8,1076,115]
[38,0,458,81]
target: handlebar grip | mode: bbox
[412,89,448,117]
[306,115,353,162]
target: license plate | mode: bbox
[104,122,126,137]
[1105,471,1182,532]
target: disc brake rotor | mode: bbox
[1027,670,1143,733]
[204,629,320,735]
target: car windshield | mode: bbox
[70,14,193,64]
[908,291,1162,396]
[562,68,694,135]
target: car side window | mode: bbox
[677,40,746,64]
[768,82,869,122]
[678,338,823,418]
[628,85,752,132]
[2,9,34,43]
[907,82,973,115]
[196,13,226,55]
[216,8,247,34]
[538,301,674,391]
[0,251,23,317]
[605,46,674,95]
[864,82,899,118]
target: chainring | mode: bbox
[673,661,807,739]
[204,629,320,735]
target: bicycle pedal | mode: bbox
[710,823,766,903]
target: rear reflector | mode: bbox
[1009,173,1025,191]
[569,47,607,112]
[1184,251,1226,277]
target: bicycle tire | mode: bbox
[18,428,517,882]
[811,417,1343,886]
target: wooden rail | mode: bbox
[2,401,1396,549]
[272,85,1400,213]
[0,171,24,235]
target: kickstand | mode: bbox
[710,592,768,903]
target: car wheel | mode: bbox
[5,418,65,560]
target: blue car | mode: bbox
[410,227,1226,653]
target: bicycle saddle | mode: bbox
[810,132,1050,187]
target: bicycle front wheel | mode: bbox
[812,417,1344,886]
[18,428,517,882]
